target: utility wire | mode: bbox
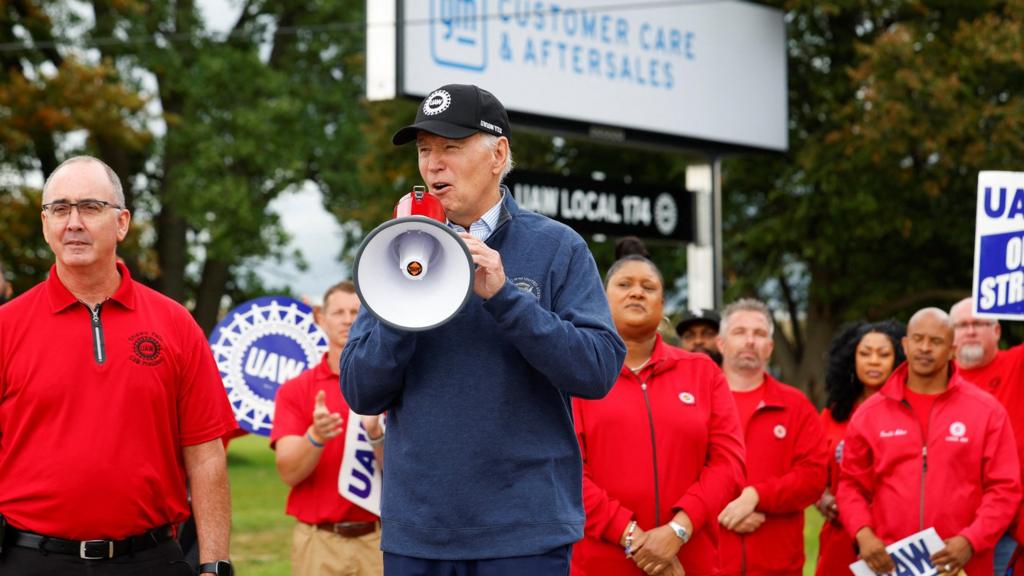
[0,0,725,53]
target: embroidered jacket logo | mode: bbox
[946,421,969,443]
[129,332,164,366]
[511,277,541,299]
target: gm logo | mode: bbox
[432,0,487,71]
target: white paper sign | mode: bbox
[849,528,959,576]
[337,410,383,515]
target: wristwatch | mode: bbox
[668,521,690,544]
[198,561,234,576]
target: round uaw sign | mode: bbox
[209,297,328,436]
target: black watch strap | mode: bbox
[198,560,233,576]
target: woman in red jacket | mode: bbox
[572,250,746,576]
[814,321,904,575]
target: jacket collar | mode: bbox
[756,371,789,409]
[46,261,136,313]
[493,184,518,232]
[619,334,673,379]
[879,361,963,402]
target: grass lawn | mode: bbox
[228,434,293,576]
[227,433,827,575]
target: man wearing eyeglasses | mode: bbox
[950,297,1024,575]
[0,156,238,576]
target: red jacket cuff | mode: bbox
[751,481,773,510]
[676,495,709,534]
[602,507,635,545]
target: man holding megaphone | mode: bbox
[342,84,625,576]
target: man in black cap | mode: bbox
[676,308,722,365]
[341,84,625,575]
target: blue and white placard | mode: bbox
[973,171,1024,319]
[209,297,328,436]
[848,527,948,576]
[338,410,383,514]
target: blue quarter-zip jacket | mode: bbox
[341,189,625,559]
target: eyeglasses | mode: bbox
[953,320,996,331]
[42,200,124,219]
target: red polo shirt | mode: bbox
[271,355,378,525]
[0,263,238,540]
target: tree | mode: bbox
[723,0,1024,401]
[0,1,374,331]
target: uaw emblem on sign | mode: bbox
[209,297,328,436]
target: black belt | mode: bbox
[6,524,174,560]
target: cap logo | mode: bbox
[423,89,452,116]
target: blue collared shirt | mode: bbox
[448,191,504,242]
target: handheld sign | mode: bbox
[338,410,383,514]
[974,171,1024,319]
[209,297,328,436]
[849,528,964,576]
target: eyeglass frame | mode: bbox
[952,319,998,331]
[41,199,125,218]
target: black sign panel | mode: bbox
[505,171,693,242]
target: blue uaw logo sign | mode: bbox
[209,297,328,436]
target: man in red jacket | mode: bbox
[715,298,828,576]
[951,297,1024,574]
[838,307,1021,576]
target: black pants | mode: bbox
[0,538,192,576]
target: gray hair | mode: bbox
[720,298,775,338]
[480,134,514,183]
[42,155,125,207]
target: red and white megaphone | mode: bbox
[352,186,474,331]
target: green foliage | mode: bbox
[717,0,1024,390]
[0,1,374,329]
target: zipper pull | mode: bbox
[641,383,647,391]
[922,446,928,471]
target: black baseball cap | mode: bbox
[392,84,511,146]
[675,309,721,336]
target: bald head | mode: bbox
[908,307,953,336]
[42,156,124,207]
[903,307,954,380]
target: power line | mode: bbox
[0,0,724,54]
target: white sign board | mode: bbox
[338,409,383,515]
[368,0,787,152]
[973,171,1024,320]
[849,528,955,576]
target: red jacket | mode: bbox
[718,373,828,576]
[572,336,746,576]
[814,407,859,576]
[837,363,1021,576]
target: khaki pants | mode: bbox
[291,521,383,576]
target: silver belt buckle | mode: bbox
[79,539,113,559]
